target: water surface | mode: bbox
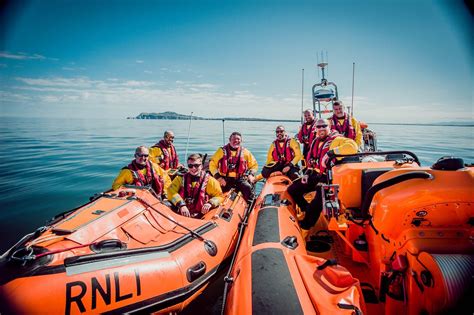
[0,117,472,252]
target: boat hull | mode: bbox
[0,187,247,314]
[225,174,365,314]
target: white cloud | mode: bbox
[62,66,85,71]
[136,60,144,64]
[0,91,33,102]
[16,77,97,88]
[6,75,303,119]
[10,75,466,123]
[0,51,58,61]
[188,83,217,89]
[144,70,153,74]
[240,82,258,87]
[161,68,182,73]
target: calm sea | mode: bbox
[0,116,473,253]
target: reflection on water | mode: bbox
[0,117,473,252]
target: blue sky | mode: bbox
[0,0,472,123]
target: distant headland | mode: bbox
[128,111,299,122]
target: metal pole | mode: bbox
[301,68,304,124]
[222,119,225,145]
[184,111,193,159]
[351,62,355,117]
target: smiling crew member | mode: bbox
[112,146,171,198]
[287,119,357,240]
[209,132,258,202]
[149,130,181,170]
[167,154,223,218]
[297,109,317,158]
[262,125,302,180]
[328,100,362,147]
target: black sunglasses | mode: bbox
[136,154,149,158]
[188,163,202,168]
[316,125,328,129]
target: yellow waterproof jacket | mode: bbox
[265,138,302,165]
[209,146,258,178]
[112,162,171,194]
[149,146,164,164]
[305,136,358,173]
[328,116,362,147]
[329,136,359,155]
[149,145,179,169]
[167,174,224,208]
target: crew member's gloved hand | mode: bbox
[326,150,336,160]
[201,203,212,214]
[180,205,191,217]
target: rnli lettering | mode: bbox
[65,269,141,314]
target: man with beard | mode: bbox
[287,119,358,240]
[150,130,181,170]
[262,125,302,180]
[167,154,223,218]
[112,146,171,198]
[297,109,317,158]
[209,132,258,202]
[328,100,362,147]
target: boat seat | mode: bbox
[343,168,392,219]
[361,168,393,202]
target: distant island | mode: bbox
[128,111,299,122]
[128,111,474,127]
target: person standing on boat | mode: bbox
[297,109,317,158]
[112,146,171,198]
[167,153,224,218]
[328,100,362,147]
[288,119,358,240]
[149,130,181,170]
[262,125,302,180]
[209,132,258,202]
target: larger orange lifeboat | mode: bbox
[224,174,365,314]
[225,152,473,315]
[325,153,474,315]
[0,186,247,314]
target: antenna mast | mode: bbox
[301,68,304,124]
[351,62,355,117]
[184,112,193,159]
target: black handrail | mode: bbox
[360,171,433,218]
[333,150,421,166]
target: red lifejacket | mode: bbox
[271,137,294,164]
[179,172,210,215]
[218,144,247,177]
[153,140,179,170]
[126,160,164,194]
[297,120,316,146]
[331,114,355,140]
[306,132,339,174]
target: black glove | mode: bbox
[326,150,336,160]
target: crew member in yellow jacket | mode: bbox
[287,119,358,240]
[262,125,302,180]
[209,131,258,202]
[328,100,362,147]
[167,153,223,218]
[149,130,181,170]
[112,146,171,198]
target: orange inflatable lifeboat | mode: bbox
[224,174,366,314]
[299,152,473,315]
[0,186,247,314]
